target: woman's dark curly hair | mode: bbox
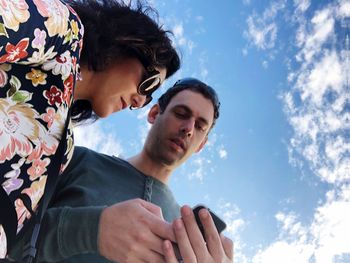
[67,0,180,123]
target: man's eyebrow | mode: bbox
[173,104,210,126]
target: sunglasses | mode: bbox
[130,62,162,110]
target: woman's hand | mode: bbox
[163,205,233,263]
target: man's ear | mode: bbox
[195,136,208,153]
[147,104,160,124]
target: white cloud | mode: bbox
[253,186,350,263]
[299,52,342,105]
[135,105,152,145]
[181,132,225,182]
[275,212,307,241]
[188,156,206,182]
[218,144,228,159]
[283,2,349,184]
[263,0,287,19]
[173,23,186,45]
[195,15,203,22]
[262,60,269,69]
[187,40,195,53]
[311,187,350,262]
[98,135,124,157]
[217,201,248,263]
[136,106,150,120]
[74,123,123,157]
[296,8,335,62]
[200,69,208,79]
[247,1,350,262]
[253,241,313,263]
[294,0,311,13]
[171,22,195,53]
[139,122,151,145]
[220,203,245,237]
[244,0,286,50]
[198,51,209,80]
[246,17,277,50]
[338,0,350,17]
[206,132,218,148]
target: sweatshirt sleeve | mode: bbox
[37,206,104,262]
[8,206,104,262]
[9,206,104,262]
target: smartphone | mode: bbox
[192,204,227,240]
[172,205,227,260]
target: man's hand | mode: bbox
[163,205,233,263]
[98,198,175,263]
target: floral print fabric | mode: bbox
[0,0,83,257]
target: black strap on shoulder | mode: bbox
[0,188,17,256]
[21,111,71,263]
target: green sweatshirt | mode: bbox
[10,146,180,262]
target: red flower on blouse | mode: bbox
[0,38,29,63]
[63,74,74,104]
[44,85,63,105]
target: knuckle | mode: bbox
[133,198,143,204]
[138,213,148,225]
[120,250,130,263]
[126,242,138,256]
[135,231,148,243]
[205,233,216,244]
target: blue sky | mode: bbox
[74,0,350,262]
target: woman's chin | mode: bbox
[94,109,114,118]
[93,102,129,118]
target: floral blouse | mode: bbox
[0,0,83,257]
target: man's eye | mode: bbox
[195,123,206,132]
[175,112,187,118]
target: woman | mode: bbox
[0,0,180,258]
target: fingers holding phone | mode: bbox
[196,207,225,259]
[164,204,233,263]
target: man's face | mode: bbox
[145,90,214,167]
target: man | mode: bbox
[9,78,233,263]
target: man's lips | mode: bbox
[170,138,186,151]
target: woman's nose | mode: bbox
[131,94,147,108]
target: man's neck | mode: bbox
[127,152,173,184]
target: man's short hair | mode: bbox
[158,78,220,129]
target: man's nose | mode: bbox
[180,119,195,137]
